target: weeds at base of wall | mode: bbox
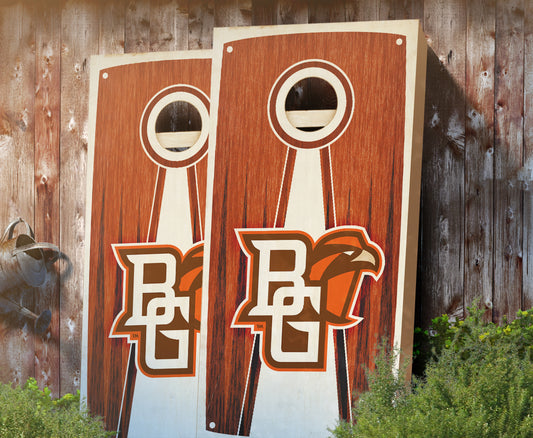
[331,303,533,438]
[0,378,113,437]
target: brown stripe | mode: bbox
[320,147,336,229]
[118,345,137,438]
[148,167,166,242]
[238,336,262,435]
[275,148,297,228]
[187,165,203,243]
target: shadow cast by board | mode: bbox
[415,46,495,332]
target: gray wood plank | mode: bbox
[34,0,61,397]
[464,0,495,318]
[419,0,466,325]
[0,0,36,389]
[59,0,99,395]
[494,0,525,322]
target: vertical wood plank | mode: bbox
[308,0,346,23]
[378,0,396,20]
[99,0,126,55]
[125,0,150,53]
[276,0,308,24]
[524,0,533,311]
[379,0,424,20]
[214,0,252,27]
[494,0,524,322]
[419,0,466,325]
[188,0,214,49]
[60,0,99,396]
[0,0,35,388]
[150,0,188,52]
[252,0,276,25]
[34,0,61,396]
[392,0,424,20]
[464,0,495,316]
[345,0,378,22]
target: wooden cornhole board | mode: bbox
[82,51,211,437]
[199,21,426,437]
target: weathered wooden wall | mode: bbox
[0,0,530,401]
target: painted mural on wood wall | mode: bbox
[82,20,426,438]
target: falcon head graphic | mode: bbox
[309,228,384,326]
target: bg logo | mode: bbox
[233,228,384,371]
[110,243,203,377]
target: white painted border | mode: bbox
[81,49,212,404]
[198,20,426,436]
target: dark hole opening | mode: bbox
[155,101,202,152]
[285,77,338,132]
[155,101,202,133]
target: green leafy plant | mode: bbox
[331,305,533,438]
[0,378,112,437]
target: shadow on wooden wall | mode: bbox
[418,47,467,328]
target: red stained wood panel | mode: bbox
[206,30,406,434]
[328,33,405,399]
[86,58,211,430]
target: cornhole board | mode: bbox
[81,50,211,437]
[199,21,426,437]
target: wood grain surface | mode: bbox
[86,58,210,431]
[465,0,495,318]
[494,0,524,323]
[205,30,406,435]
[525,0,533,311]
[0,2,531,430]
[0,0,35,390]
[418,0,466,326]
[34,0,61,396]
[60,0,99,396]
